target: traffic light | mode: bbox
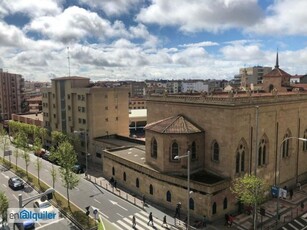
[85,206,90,216]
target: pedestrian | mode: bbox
[114,180,117,189]
[297,182,301,191]
[224,214,229,226]
[228,215,234,227]
[301,201,305,211]
[147,212,154,226]
[162,215,168,227]
[142,195,146,207]
[174,206,179,219]
[203,215,207,227]
[289,188,293,200]
[132,215,136,228]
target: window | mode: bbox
[235,142,246,173]
[149,184,153,195]
[189,198,194,210]
[112,167,115,176]
[166,191,171,202]
[136,178,139,188]
[67,95,70,99]
[151,138,157,158]
[212,202,217,215]
[258,137,268,166]
[191,141,196,160]
[282,132,290,158]
[123,172,126,181]
[96,152,101,158]
[82,119,86,124]
[171,142,179,160]
[105,106,108,110]
[212,141,219,162]
[223,198,228,210]
[304,129,307,152]
[105,118,108,122]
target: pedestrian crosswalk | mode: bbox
[113,210,173,230]
[280,215,307,230]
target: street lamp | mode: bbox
[276,137,307,223]
[74,130,88,177]
[174,150,191,230]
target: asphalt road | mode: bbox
[0,164,78,230]
[2,143,176,230]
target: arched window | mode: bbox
[212,202,217,215]
[212,141,219,162]
[151,138,157,158]
[269,84,274,92]
[112,167,115,176]
[235,142,246,173]
[166,191,171,202]
[191,141,197,160]
[189,198,194,210]
[136,178,139,188]
[304,129,307,152]
[123,172,126,181]
[171,142,179,160]
[282,132,290,158]
[223,197,228,210]
[149,184,153,195]
[258,137,268,166]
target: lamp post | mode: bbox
[174,151,191,230]
[74,130,88,177]
[276,137,307,224]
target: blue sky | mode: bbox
[1,0,307,82]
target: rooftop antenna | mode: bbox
[67,47,71,77]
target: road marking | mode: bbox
[1,172,9,179]
[75,187,80,191]
[288,223,299,230]
[116,213,124,218]
[44,169,49,172]
[110,200,128,211]
[12,194,18,201]
[94,198,101,204]
[112,222,124,230]
[294,219,305,227]
[98,210,109,219]
[2,184,7,187]
[117,220,131,229]
[35,218,64,229]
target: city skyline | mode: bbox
[1,0,307,82]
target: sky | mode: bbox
[1,0,307,82]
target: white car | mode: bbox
[33,200,55,213]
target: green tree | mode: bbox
[15,131,28,172]
[0,127,10,166]
[231,174,268,230]
[50,165,57,189]
[55,141,79,208]
[34,157,43,188]
[0,191,9,223]
[22,152,31,179]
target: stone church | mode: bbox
[102,55,307,220]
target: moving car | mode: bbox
[33,200,55,214]
[14,219,35,230]
[8,177,24,190]
[72,163,86,174]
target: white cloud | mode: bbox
[78,0,143,16]
[220,43,265,62]
[180,41,219,48]
[0,22,30,47]
[248,0,307,35]
[1,0,62,18]
[137,0,263,33]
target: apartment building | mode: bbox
[41,76,130,162]
[239,66,272,85]
[0,69,25,120]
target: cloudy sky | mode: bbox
[1,0,307,82]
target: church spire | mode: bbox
[275,50,279,68]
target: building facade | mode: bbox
[0,69,25,120]
[41,76,130,162]
[239,66,272,85]
[101,60,307,221]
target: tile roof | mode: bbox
[264,67,292,78]
[145,115,203,134]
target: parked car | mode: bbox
[72,163,86,174]
[41,151,51,161]
[8,176,24,190]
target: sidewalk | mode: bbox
[85,161,307,230]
